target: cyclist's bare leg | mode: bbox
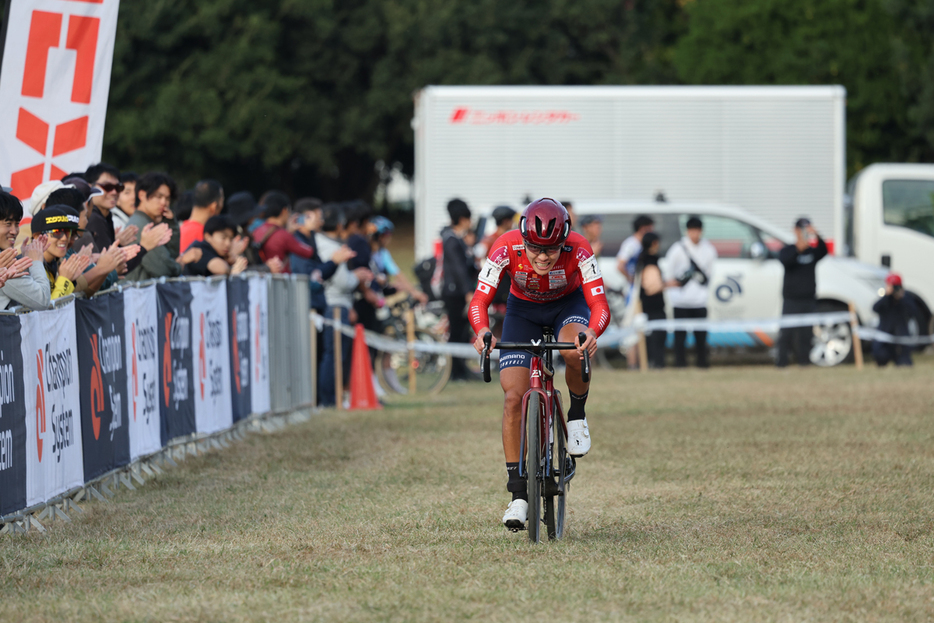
[500,366,530,462]
[558,322,590,396]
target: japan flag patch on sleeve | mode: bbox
[590,285,605,296]
[478,283,491,294]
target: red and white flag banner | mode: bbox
[0,0,120,203]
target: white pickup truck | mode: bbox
[846,163,934,336]
[574,201,889,366]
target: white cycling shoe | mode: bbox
[502,499,529,529]
[567,418,591,457]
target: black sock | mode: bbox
[567,390,588,421]
[506,462,527,501]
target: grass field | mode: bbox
[3,358,934,622]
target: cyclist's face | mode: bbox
[524,242,561,274]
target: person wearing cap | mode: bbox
[31,206,91,299]
[776,217,828,367]
[0,191,50,310]
[368,215,427,305]
[579,214,604,257]
[664,216,717,368]
[29,180,65,216]
[871,273,918,367]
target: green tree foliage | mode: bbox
[673,0,932,174]
[885,0,934,164]
[102,0,685,198]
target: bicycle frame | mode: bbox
[516,343,566,484]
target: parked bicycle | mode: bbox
[375,293,453,395]
[480,329,591,542]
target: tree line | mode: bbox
[5,0,934,201]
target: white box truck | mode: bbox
[413,85,933,334]
[413,85,846,257]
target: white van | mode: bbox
[573,201,889,366]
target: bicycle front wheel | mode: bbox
[526,392,543,544]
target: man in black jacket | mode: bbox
[872,273,918,366]
[777,218,828,367]
[441,198,477,380]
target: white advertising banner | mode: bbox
[0,0,121,204]
[123,285,161,460]
[249,276,270,415]
[189,280,232,434]
[21,303,83,507]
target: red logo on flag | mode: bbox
[9,9,101,199]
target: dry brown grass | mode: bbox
[3,357,934,622]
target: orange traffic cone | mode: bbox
[349,323,382,410]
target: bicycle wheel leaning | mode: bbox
[526,392,543,543]
[375,329,453,395]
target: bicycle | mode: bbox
[480,329,591,543]
[375,293,453,395]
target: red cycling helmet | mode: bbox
[519,198,571,247]
[885,273,902,287]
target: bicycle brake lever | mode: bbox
[481,332,493,383]
[578,332,591,383]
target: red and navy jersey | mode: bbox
[469,230,611,336]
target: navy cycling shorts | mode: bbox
[498,288,590,370]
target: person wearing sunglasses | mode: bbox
[85,162,125,252]
[468,198,611,529]
[31,206,91,299]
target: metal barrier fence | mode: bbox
[0,272,314,532]
[269,275,313,412]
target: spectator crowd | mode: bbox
[0,165,919,414]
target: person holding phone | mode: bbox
[777,217,828,367]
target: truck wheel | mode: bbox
[810,301,854,367]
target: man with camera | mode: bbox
[777,217,828,367]
[664,216,717,368]
[871,273,918,367]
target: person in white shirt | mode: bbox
[616,215,654,285]
[664,216,717,368]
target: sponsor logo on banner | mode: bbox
[249,277,270,416]
[157,283,195,444]
[22,304,84,507]
[197,311,225,401]
[0,336,20,514]
[125,286,161,461]
[164,310,191,409]
[0,0,121,202]
[226,279,253,423]
[76,295,129,480]
[37,344,76,464]
[189,281,231,434]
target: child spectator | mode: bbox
[183,216,247,276]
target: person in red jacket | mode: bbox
[469,198,610,529]
[251,191,314,273]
